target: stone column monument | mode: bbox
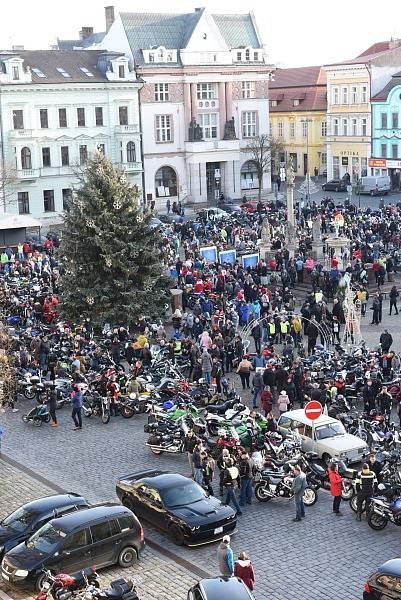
[259,218,272,261]
[285,163,297,257]
[311,213,324,260]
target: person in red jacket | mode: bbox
[328,463,343,516]
[234,551,255,591]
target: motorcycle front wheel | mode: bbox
[303,487,317,506]
[367,511,388,530]
[350,496,366,513]
[120,406,135,419]
[341,481,355,501]
[24,387,36,400]
[254,482,272,502]
[101,410,111,425]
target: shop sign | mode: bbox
[386,160,401,168]
[341,157,349,166]
[340,150,360,156]
[368,158,386,168]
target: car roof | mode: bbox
[279,409,339,426]
[141,473,192,490]
[378,559,401,577]
[18,494,86,514]
[51,504,129,531]
[199,577,252,600]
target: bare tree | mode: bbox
[243,134,284,201]
[0,161,17,210]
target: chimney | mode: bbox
[105,6,115,32]
[389,38,401,50]
[79,27,94,41]
[12,45,24,51]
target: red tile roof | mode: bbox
[269,66,326,112]
[357,41,401,57]
[326,40,401,66]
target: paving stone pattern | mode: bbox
[1,400,401,600]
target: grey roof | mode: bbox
[0,50,123,84]
[372,72,401,101]
[120,10,261,65]
[57,32,106,50]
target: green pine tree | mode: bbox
[59,153,170,327]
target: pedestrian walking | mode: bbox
[223,458,242,515]
[277,390,290,415]
[71,383,83,431]
[184,430,198,477]
[166,198,171,214]
[236,356,252,390]
[217,535,234,576]
[291,465,306,522]
[49,385,58,427]
[355,463,377,521]
[238,449,253,507]
[234,552,256,591]
[261,385,273,416]
[389,286,399,315]
[193,440,204,486]
[328,463,343,516]
[251,370,263,408]
[201,450,215,495]
[201,349,213,385]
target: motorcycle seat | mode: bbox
[206,400,234,414]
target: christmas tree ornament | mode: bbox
[86,218,95,228]
[113,199,122,209]
[105,258,112,267]
[120,174,127,184]
[86,296,94,305]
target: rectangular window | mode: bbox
[155,115,172,142]
[40,109,48,128]
[61,146,69,166]
[302,121,308,137]
[321,121,327,137]
[361,157,367,176]
[241,81,256,99]
[362,118,367,136]
[199,113,218,139]
[392,144,398,159]
[253,52,259,61]
[290,121,295,138]
[154,83,169,102]
[333,156,340,179]
[351,86,357,103]
[196,83,215,100]
[91,522,112,543]
[12,66,19,80]
[98,143,105,155]
[79,145,88,164]
[18,191,29,214]
[149,53,154,63]
[332,87,339,105]
[119,106,128,125]
[362,86,368,103]
[95,107,103,126]
[333,118,339,136]
[342,118,348,136]
[77,107,85,127]
[322,152,327,165]
[342,87,348,104]
[13,109,24,129]
[242,111,257,138]
[277,121,283,138]
[392,113,399,128]
[43,189,55,212]
[236,51,242,61]
[118,65,125,78]
[42,147,51,167]
[62,188,72,211]
[293,99,300,107]
[59,108,67,128]
[381,143,387,158]
[381,113,388,129]
[351,118,357,136]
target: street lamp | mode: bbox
[301,118,313,200]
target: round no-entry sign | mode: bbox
[304,400,323,421]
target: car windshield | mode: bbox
[315,422,345,440]
[26,523,65,554]
[2,507,36,532]
[161,482,206,508]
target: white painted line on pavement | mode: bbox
[0,589,16,600]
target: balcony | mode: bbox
[17,168,39,180]
[185,138,239,154]
[197,99,219,110]
[114,161,142,172]
[9,129,33,139]
[114,124,140,134]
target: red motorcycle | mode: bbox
[36,568,98,600]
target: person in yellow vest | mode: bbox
[279,317,290,343]
[291,315,302,344]
[356,287,369,316]
[137,333,148,348]
[268,319,276,344]
[314,289,323,304]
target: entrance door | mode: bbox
[206,162,221,202]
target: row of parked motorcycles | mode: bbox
[37,569,138,600]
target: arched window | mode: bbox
[155,166,177,197]
[240,160,258,189]
[245,48,250,61]
[21,147,32,170]
[127,141,136,163]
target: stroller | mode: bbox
[22,400,50,427]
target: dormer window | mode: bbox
[158,49,164,61]
[253,52,259,61]
[149,53,155,62]
[236,51,242,61]
[167,52,173,62]
[293,99,300,107]
[118,65,125,78]
[12,66,19,81]
[245,49,250,61]
[270,100,277,107]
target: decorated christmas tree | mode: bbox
[59,153,169,327]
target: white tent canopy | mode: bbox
[0,214,41,231]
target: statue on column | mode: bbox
[223,117,236,140]
[261,218,272,245]
[312,214,322,241]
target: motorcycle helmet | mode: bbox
[390,498,401,514]
[163,400,175,410]
[30,375,40,384]
[369,409,378,417]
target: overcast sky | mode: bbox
[2,0,401,67]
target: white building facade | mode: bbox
[98,8,274,207]
[0,49,142,223]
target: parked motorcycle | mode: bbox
[367,495,401,530]
[82,392,111,424]
[254,466,318,505]
[77,579,138,600]
[36,568,99,599]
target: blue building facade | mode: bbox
[371,72,401,189]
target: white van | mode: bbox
[359,175,391,196]
[277,409,368,464]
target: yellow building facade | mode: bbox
[269,66,327,176]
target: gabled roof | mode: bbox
[372,71,401,101]
[270,65,326,88]
[0,49,122,84]
[326,40,401,66]
[119,10,262,66]
[357,41,401,57]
